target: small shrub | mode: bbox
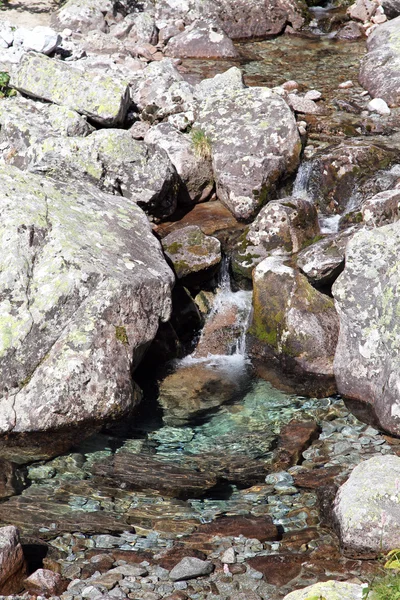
[191,128,212,160]
[0,71,16,98]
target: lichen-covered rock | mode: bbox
[162,225,221,281]
[25,129,179,222]
[51,0,111,33]
[232,197,319,279]
[0,164,174,462]
[154,0,308,39]
[145,122,214,205]
[165,20,239,59]
[11,52,130,126]
[193,67,245,102]
[195,87,301,221]
[333,455,400,554]
[247,257,339,396]
[333,221,400,435]
[283,580,363,600]
[361,188,400,227]
[0,526,27,595]
[131,59,195,123]
[359,17,400,106]
[298,141,400,214]
[0,96,93,169]
[297,227,358,286]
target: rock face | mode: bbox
[233,197,320,279]
[11,52,130,126]
[283,580,363,600]
[333,455,400,555]
[162,226,221,281]
[359,17,400,106]
[0,526,27,595]
[165,20,239,58]
[195,87,301,221]
[333,221,400,435]
[248,257,339,396]
[25,129,179,222]
[0,164,173,462]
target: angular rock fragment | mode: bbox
[0,526,27,595]
[169,557,214,581]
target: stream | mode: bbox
[1,16,398,598]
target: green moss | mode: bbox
[165,241,182,254]
[301,234,324,249]
[115,325,128,345]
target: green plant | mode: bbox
[0,71,15,98]
[364,573,400,600]
[191,128,212,160]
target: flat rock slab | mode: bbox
[91,452,219,499]
[11,52,130,126]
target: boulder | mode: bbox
[132,59,195,123]
[0,526,27,595]
[333,221,400,435]
[145,123,214,205]
[81,30,128,56]
[169,557,214,581]
[232,197,320,279]
[361,189,400,227]
[297,227,358,286]
[11,52,130,127]
[25,129,179,222]
[333,455,400,554]
[348,0,378,22]
[162,226,221,282]
[195,87,301,221]
[381,0,400,18]
[22,26,61,55]
[193,66,245,102]
[51,0,111,33]
[0,164,174,462]
[298,141,400,214]
[24,569,67,597]
[283,580,363,600]
[0,96,93,169]
[359,17,400,106]
[165,20,239,59]
[247,257,339,396]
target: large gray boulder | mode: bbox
[333,455,400,554]
[25,129,180,222]
[11,52,130,126]
[359,17,400,106]
[333,221,400,435]
[195,87,301,221]
[144,122,214,205]
[247,257,339,396]
[233,197,320,279]
[0,164,174,463]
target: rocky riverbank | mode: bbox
[1,0,400,598]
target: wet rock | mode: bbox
[51,0,110,33]
[297,228,357,287]
[165,20,238,59]
[0,526,27,595]
[283,580,364,599]
[248,257,339,397]
[24,568,67,596]
[0,164,173,462]
[293,465,343,489]
[91,452,218,499]
[158,363,244,426]
[144,123,214,205]
[195,515,279,542]
[194,87,301,221]
[333,455,400,554]
[273,419,320,471]
[359,17,400,106]
[0,460,26,499]
[233,197,320,280]
[333,221,400,434]
[11,52,130,127]
[25,129,179,222]
[298,141,400,214]
[162,226,221,281]
[247,554,303,587]
[169,557,214,581]
[361,189,400,226]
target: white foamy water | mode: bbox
[319,214,341,234]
